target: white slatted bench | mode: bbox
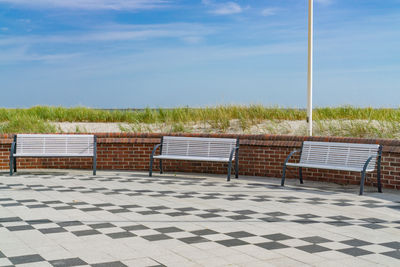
[281,141,382,195]
[10,134,97,176]
[149,136,240,181]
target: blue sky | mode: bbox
[0,0,399,108]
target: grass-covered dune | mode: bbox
[0,105,399,138]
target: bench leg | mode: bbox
[360,171,366,195]
[149,156,154,177]
[93,156,96,176]
[281,164,287,186]
[227,161,232,182]
[159,160,163,174]
[235,159,239,179]
[9,155,13,176]
[377,167,382,193]
[299,167,303,184]
[377,156,382,193]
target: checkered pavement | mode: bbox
[0,170,399,266]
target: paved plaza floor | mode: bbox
[0,170,400,267]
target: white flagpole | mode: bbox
[307,0,313,136]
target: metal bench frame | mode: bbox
[149,136,239,181]
[281,141,382,195]
[10,134,97,176]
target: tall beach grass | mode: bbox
[0,105,399,137]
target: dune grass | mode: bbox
[0,105,399,137]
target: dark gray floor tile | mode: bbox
[155,227,184,233]
[178,236,209,244]
[382,250,400,259]
[341,239,372,247]
[92,261,128,267]
[142,234,172,241]
[57,221,83,227]
[300,236,332,244]
[89,223,115,229]
[338,248,374,256]
[262,233,293,241]
[190,229,219,236]
[7,225,34,231]
[296,244,330,253]
[72,229,101,236]
[122,225,149,231]
[107,231,136,239]
[50,257,87,266]
[39,227,68,234]
[217,239,248,247]
[256,242,289,250]
[0,217,22,223]
[225,231,255,238]
[379,241,400,249]
[9,254,45,265]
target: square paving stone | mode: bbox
[9,254,45,265]
[107,231,136,239]
[178,236,209,244]
[338,247,374,256]
[379,242,400,249]
[7,225,34,231]
[341,239,372,247]
[300,236,332,244]
[155,227,184,233]
[227,215,252,220]
[191,229,219,236]
[0,217,22,223]
[225,231,255,238]
[142,234,173,241]
[259,217,285,222]
[26,219,52,225]
[216,239,249,247]
[296,244,331,253]
[39,227,68,234]
[122,225,149,231]
[72,229,101,236]
[382,250,400,259]
[89,223,116,229]
[50,257,87,266]
[360,223,386,229]
[262,233,293,241]
[57,221,83,227]
[92,261,128,267]
[197,213,221,218]
[256,242,289,250]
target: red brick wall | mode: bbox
[1,133,399,190]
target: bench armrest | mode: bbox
[10,141,16,157]
[229,146,240,162]
[362,155,375,172]
[151,144,162,158]
[283,149,300,166]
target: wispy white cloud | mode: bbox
[261,8,277,17]
[202,0,242,15]
[0,0,169,10]
[315,0,333,5]
[0,23,216,46]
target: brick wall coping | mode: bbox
[1,133,400,153]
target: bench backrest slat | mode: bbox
[16,134,95,156]
[162,136,237,159]
[300,141,380,171]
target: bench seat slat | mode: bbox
[153,155,230,162]
[13,153,94,157]
[286,162,375,172]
